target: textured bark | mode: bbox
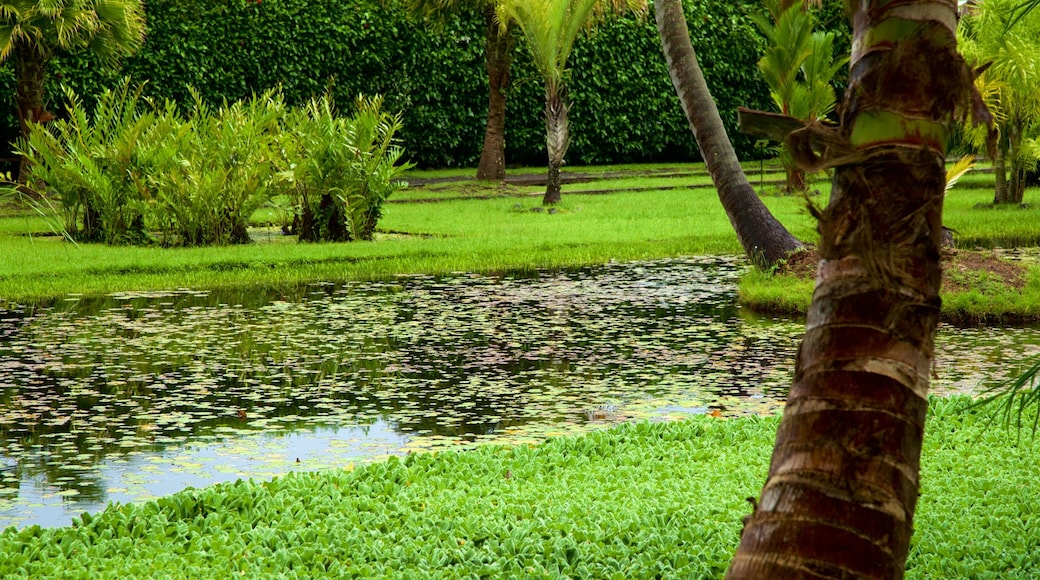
[543,85,568,206]
[993,146,1008,204]
[476,8,513,181]
[654,0,803,268]
[13,42,53,183]
[728,1,975,577]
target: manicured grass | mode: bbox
[0,169,815,304]
[0,398,1035,578]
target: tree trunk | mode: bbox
[476,8,513,181]
[993,146,1008,204]
[728,1,977,577]
[785,163,806,194]
[543,84,568,206]
[654,0,803,269]
[13,42,53,184]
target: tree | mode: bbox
[654,0,803,268]
[0,0,146,182]
[727,0,991,576]
[958,0,1040,205]
[496,0,646,206]
[407,0,515,181]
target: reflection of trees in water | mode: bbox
[0,257,811,503]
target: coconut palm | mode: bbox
[959,0,1040,204]
[406,0,515,181]
[496,0,645,205]
[726,0,991,576]
[653,0,803,268]
[0,0,146,181]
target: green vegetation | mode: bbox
[0,0,789,170]
[0,398,1034,577]
[13,84,410,247]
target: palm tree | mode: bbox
[958,0,1040,205]
[496,0,646,205]
[406,0,515,181]
[752,0,845,193]
[653,0,803,268]
[0,0,146,181]
[726,0,991,576]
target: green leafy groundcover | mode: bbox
[1,398,1036,578]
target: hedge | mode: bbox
[0,0,847,170]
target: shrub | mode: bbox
[277,94,413,242]
[17,82,409,246]
[149,88,285,246]
[15,81,155,244]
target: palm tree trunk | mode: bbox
[728,1,975,577]
[476,9,513,181]
[543,84,568,206]
[13,42,52,184]
[993,146,1008,204]
[654,0,802,269]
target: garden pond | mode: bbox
[2,256,1039,529]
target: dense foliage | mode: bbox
[16,82,409,245]
[0,399,1036,577]
[0,0,788,170]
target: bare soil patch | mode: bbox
[775,247,1028,293]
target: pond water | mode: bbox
[2,256,1039,530]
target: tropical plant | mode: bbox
[727,0,991,576]
[0,0,146,181]
[149,88,285,246]
[496,0,646,205]
[751,0,846,193]
[958,0,1040,205]
[276,94,412,242]
[15,80,155,244]
[653,0,803,268]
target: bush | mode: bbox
[15,81,154,244]
[17,82,410,246]
[277,94,412,242]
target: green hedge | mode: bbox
[1,0,804,170]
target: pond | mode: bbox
[1,256,1039,530]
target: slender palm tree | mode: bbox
[496,0,645,205]
[653,0,803,268]
[0,0,146,181]
[727,0,991,576]
[406,0,515,181]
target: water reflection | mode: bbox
[0,256,1036,529]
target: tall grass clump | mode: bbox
[14,82,410,247]
[277,94,413,242]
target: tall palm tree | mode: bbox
[407,0,515,181]
[496,0,645,206]
[0,0,146,181]
[654,0,803,268]
[726,0,991,576]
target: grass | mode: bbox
[0,167,814,304]
[0,398,1035,578]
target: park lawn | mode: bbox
[0,397,1035,578]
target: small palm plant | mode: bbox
[495,0,646,205]
[751,0,845,193]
